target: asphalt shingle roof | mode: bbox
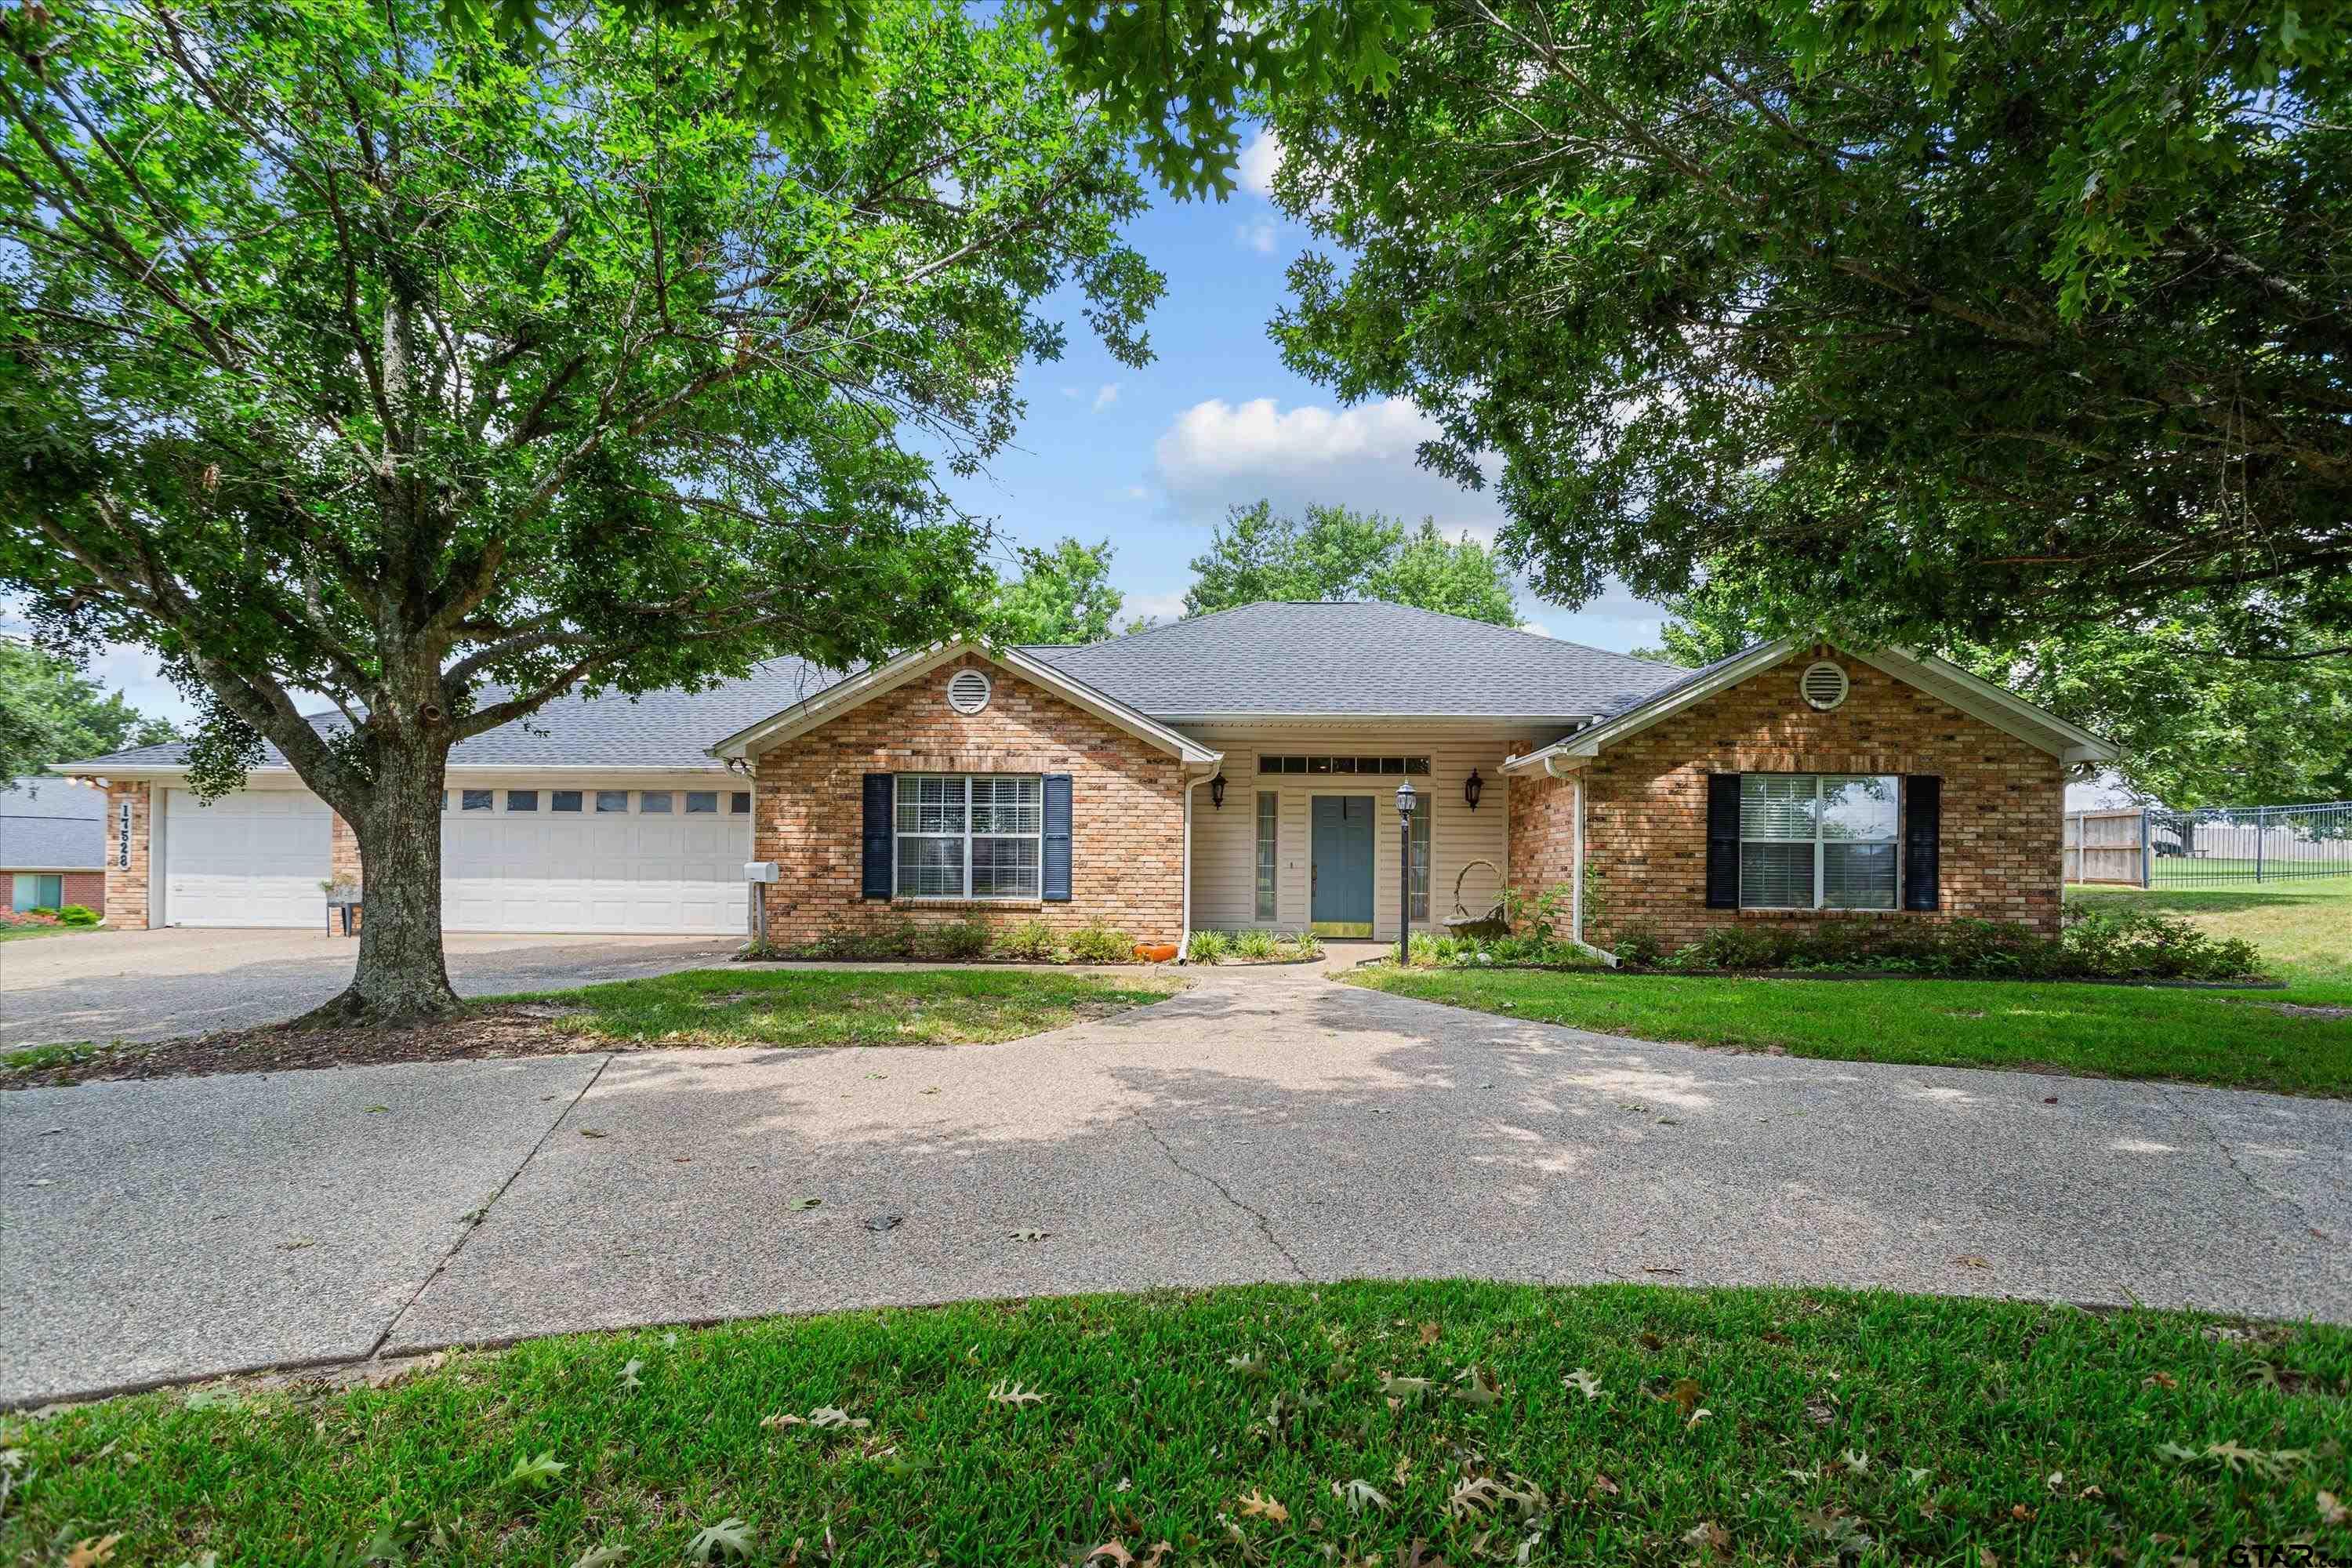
[57,605,1690,775]
[64,658,840,773]
[1,776,107,869]
[1024,601,1688,719]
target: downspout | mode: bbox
[1178,770,1203,960]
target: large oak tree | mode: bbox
[0,0,1157,1021]
[1257,0,2352,652]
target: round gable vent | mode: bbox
[946,668,993,715]
[1799,660,1849,711]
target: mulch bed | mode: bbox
[1,1004,601,1091]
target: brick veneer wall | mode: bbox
[329,814,363,888]
[103,780,150,929]
[753,655,1189,946]
[1505,767,1575,928]
[61,870,105,913]
[1507,646,2066,951]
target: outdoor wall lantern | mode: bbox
[1464,768,1484,811]
[1209,773,1226,809]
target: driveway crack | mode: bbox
[1127,1106,1307,1279]
[2164,1085,2335,1244]
[367,1052,615,1357]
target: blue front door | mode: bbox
[1310,795,1376,935]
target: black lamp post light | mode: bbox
[1396,778,1417,966]
[1464,768,1483,810]
[1209,773,1226,809]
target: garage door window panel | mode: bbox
[461,789,493,811]
[641,792,673,814]
[595,791,630,813]
[896,774,1041,899]
[552,790,583,812]
[684,791,717,813]
[508,790,538,811]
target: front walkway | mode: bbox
[5,962,2346,1404]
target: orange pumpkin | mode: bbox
[1134,942,1179,964]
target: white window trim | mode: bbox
[1737,774,1902,912]
[895,773,1044,902]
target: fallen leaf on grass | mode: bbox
[1451,1366,1502,1407]
[1140,1543,1172,1568]
[1417,1321,1441,1346]
[1237,1490,1290,1524]
[808,1406,868,1429]
[64,1537,123,1568]
[2143,1371,2178,1390]
[1085,1544,1133,1566]
[499,1451,567,1491]
[1681,1520,1732,1555]
[987,1379,1050,1406]
[1668,1377,1703,1417]
[570,1547,630,1568]
[2318,1491,2348,1526]
[688,1517,754,1563]
[616,1359,644,1390]
[1588,1472,1619,1498]
[1563,1367,1605,1402]
[1330,1478,1390,1514]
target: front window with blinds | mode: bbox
[1254,792,1279,922]
[896,775,1043,899]
[1740,775,1899,909]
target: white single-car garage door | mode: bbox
[164,788,335,927]
[440,786,749,935]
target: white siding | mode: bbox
[1186,731,1516,938]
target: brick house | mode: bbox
[2,775,107,916]
[52,603,2115,953]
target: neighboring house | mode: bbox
[52,602,2116,952]
[2,775,107,916]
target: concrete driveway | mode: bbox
[5,962,2347,1405]
[0,927,743,1047]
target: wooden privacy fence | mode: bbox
[2064,809,2145,885]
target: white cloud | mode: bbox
[1237,128,1284,198]
[1152,394,1501,532]
[1234,217,1276,255]
[1123,484,1149,501]
[1120,589,1189,628]
[1091,382,1120,412]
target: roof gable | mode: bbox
[710,642,1221,765]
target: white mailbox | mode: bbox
[743,861,781,883]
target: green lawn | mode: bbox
[503,966,1184,1048]
[1354,884,2352,1094]
[6,1282,2347,1566]
[0,921,92,942]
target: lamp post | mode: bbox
[1396,779,1417,967]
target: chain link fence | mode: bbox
[2067,800,2352,888]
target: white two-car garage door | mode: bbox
[163,783,749,935]
[164,789,335,927]
[440,789,750,935]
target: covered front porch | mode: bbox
[1182,728,1528,942]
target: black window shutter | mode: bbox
[1042,774,1073,901]
[1704,773,1740,909]
[1903,775,1941,911]
[861,773,894,899]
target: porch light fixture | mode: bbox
[1209,773,1227,809]
[1464,768,1483,811]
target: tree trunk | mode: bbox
[297,734,459,1026]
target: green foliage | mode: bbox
[989,538,1124,645]
[1064,923,1133,964]
[992,919,1063,962]
[925,917,993,962]
[1185,929,1230,964]
[1640,909,2263,983]
[1232,927,1278,960]
[1264,0,2352,648]
[0,644,175,779]
[10,1281,2347,1563]
[1183,502,1517,625]
[1281,928,1322,960]
[54,904,100,927]
[0,0,1157,1014]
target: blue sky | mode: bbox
[939,130,1671,644]
[20,131,1670,727]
